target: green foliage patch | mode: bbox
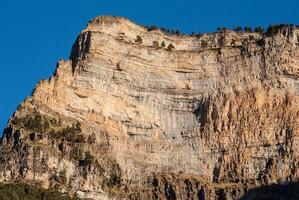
[12,114,50,132]
[0,183,79,200]
[50,123,85,144]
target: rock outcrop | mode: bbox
[1,16,299,199]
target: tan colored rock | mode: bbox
[1,16,299,199]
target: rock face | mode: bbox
[1,16,299,199]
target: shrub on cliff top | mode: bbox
[244,26,252,32]
[146,25,158,31]
[254,27,264,33]
[233,26,243,32]
[217,27,228,32]
[266,24,295,36]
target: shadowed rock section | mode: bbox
[1,16,299,199]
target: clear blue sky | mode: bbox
[1,0,299,133]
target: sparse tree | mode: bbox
[146,25,158,31]
[153,41,159,47]
[135,35,142,44]
[254,26,264,33]
[233,26,243,32]
[167,44,175,51]
[244,26,252,32]
[217,27,228,32]
[175,29,180,35]
[161,41,166,47]
[266,24,295,36]
[196,32,202,38]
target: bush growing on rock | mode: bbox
[145,25,183,36]
[12,113,52,132]
[217,27,228,32]
[233,26,243,32]
[167,44,175,51]
[0,183,78,200]
[153,41,159,47]
[135,35,143,44]
[146,25,158,31]
[49,122,85,144]
[244,26,252,32]
[254,26,264,33]
[266,24,295,36]
[175,29,180,35]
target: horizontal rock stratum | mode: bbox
[1,16,299,199]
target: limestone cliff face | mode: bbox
[1,16,299,199]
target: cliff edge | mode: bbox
[1,16,299,199]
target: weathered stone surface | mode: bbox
[1,16,299,199]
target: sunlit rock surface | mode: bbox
[1,16,299,199]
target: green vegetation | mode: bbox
[167,44,175,51]
[146,25,158,31]
[174,29,181,35]
[143,23,299,37]
[266,24,295,36]
[233,26,243,32]
[12,112,86,145]
[254,26,264,33]
[51,123,85,144]
[152,41,159,47]
[217,27,228,32]
[135,35,142,44]
[145,25,182,36]
[215,24,299,35]
[12,114,50,132]
[0,183,79,200]
[244,26,252,32]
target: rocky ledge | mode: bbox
[1,16,299,199]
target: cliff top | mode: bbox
[85,15,299,38]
